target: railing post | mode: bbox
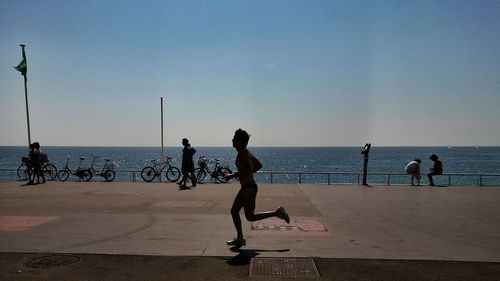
[327,173,331,185]
[299,173,302,184]
[386,174,391,185]
[478,175,482,186]
[132,172,136,182]
[270,172,273,184]
[357,173,360,185]
[448,175,452,186]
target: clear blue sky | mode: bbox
[1,0,499,147]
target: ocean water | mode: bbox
[1,146,499,185]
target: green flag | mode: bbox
[14,57,27,76]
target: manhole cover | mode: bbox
[24,254,82,269]
[250,258,320,278]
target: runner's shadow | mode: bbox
[224,247,290,266]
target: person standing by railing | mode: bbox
[224,129,290,247]
[405,158,422,186]
[28,142,45,185]
[428,154,443,186]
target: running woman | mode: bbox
[224,129,290,247]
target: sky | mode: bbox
[1,0,499,147]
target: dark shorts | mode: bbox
[241,180,258,191]
[182,163,194,173]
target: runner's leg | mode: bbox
[231,189,245,238]
[242,188,276,222]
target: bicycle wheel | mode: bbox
[216,167,232,183]
[57,170,70,182]
[103,170,116,182]
[141,166,156,182]
[42,163,57,181]
[80,169,93,182]
[165,166,181,182]
[17,163,30,181]
[194,168,206,182]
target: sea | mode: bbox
[1,146,499,185]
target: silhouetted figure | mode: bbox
[25,143,35,184]
[29,142,45,184]
[224,129,290,247]
[405,158,422,186]
[427,154,443,186]
[178,138,196,189]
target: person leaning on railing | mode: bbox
[405,158,422,186]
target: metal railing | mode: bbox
[256,171,500,186]
[1,168,499,186]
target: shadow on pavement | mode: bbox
[224,247,290,266]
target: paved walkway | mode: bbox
[1,180,499,280]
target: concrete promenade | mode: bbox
[1,180,499,280]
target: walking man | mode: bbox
[178,138,196,189]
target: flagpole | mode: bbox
[20,44,31,150]
[160,97,164,162]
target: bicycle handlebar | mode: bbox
[198,156,221,165]
[150,157,172,163]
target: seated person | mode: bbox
[427,154,443,186]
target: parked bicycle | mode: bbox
[141,157,181,182]
[17,157,57,181]
[56,156,92,182]
[89,155,117,182]
[194,156,232,183]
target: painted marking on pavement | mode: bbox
[0,216,59,231]
[251,218,330,236]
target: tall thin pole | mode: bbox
[361,143,371,186]
[160,97,164,162]
[20,44,31,150]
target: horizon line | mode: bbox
[1,145,498,148]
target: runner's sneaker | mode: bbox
[227,237,246,246]
[276,206,290,223]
